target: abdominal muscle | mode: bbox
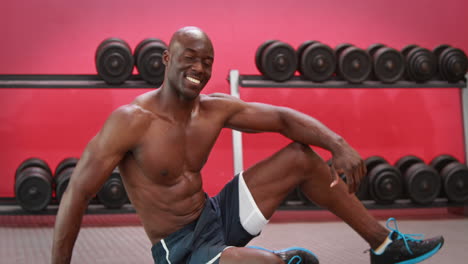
[118,155,207,245]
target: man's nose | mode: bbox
[191,60,203,72]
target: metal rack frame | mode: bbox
[0,74,157,88]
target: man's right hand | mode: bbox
[329,140,366,193]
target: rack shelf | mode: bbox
[233,74,466,89]
[0,74,158,89]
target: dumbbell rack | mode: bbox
[0,73,467,212]
[228,70,468,210]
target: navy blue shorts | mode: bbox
[151,175,257,264]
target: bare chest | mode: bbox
[132,118,221,183]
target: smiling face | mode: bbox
[163,27,214,101]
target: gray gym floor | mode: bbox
[0,208,467,263]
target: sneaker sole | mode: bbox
[396,242,443,264]
[248,245,319,262]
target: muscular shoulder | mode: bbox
[107,104,154,133]
[200,93,245,112]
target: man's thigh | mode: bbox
[242,142,323,219]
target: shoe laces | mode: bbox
[287,255,302,264]
[386,217,424,255]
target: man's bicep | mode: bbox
[225,102,286,133]
[67,134,124,200]
[67,106,146,198]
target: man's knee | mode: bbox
[284,142,322,169]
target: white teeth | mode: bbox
[186,76,200,84]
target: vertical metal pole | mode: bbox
[463,73,468,165]
[229,70,244,174]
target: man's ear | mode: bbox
[163,50,169,66]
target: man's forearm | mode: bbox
[280,108,347,153]
[51,188,88,264]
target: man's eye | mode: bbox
[184,56,195,61]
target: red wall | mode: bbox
[0,0,466,197]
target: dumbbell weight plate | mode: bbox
[15,167,53,212]
[401,44,419,81]
[366,43,386,81]
[360,156,389,201]
[338,46,372,84]
[55,157,79,176]
[405,163,441,205]
[136,40,167,85]
[300,43,336,82]
[297,40,319,74]
[335,43,353,58]
[255,40,278,76]
[432,45,451,81]
[367,43,386,57]
[439,47,468,83]
[365,155,389,201]
[368,163,403,204]
[97,170,128,209]
[373,47,405,83]
[406,47,437,82]
[95,38,134,85]
[261,41,297,82]
[334,43,353,78]
[365,156,388,171]
[15,158,53,212]
[433,44,451,58]
[429,154,458,174]
[55,167,74,203]
[441,162,468,203]
[15,158,52,177]
[395,155,424,174]
[401,44,419,57]
[134,38,165,63]
[429,154,459,198]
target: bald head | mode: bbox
[168,26,213,53]
[162,26,214,100]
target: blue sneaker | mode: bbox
[370,218,444,264]
[248,246,319,264]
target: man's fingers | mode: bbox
[361,160,367,177]
[329,165,339,187]
[353,169,360,193]
[347,170,355,193]
[348,166,361,193]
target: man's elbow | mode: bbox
[62,184,95,207]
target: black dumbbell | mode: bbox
[395,155,441,205]
[401,44,437,82]
[367,43,405,83]
[54,157,79,203]
[335,43,372,84]
[134,38,167,85]
[95,38,134,85]
[297,40,336,82]
[433,44,467,83]
[430,154,468,203]
[255,40,297,82]
[365,156,403,204]
[97,168,128,209]
[15,158,53,212]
